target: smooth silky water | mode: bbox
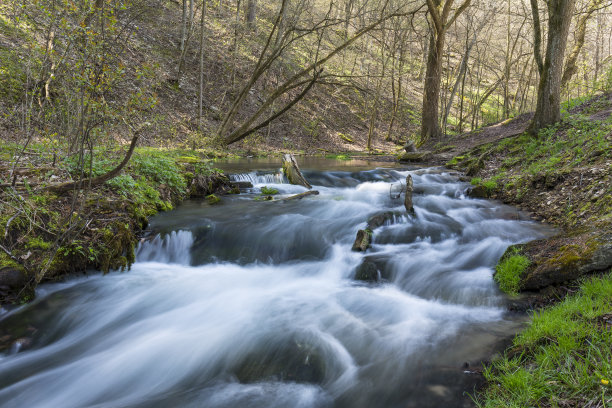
[0,160,555,408]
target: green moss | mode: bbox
[206,194,220,204]
[447,155,466,166]
[260,186,279,195]
[25,237,51,250]
[495,248,530,295]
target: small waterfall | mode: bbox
[230,171,286,185]
[136,230,193,265]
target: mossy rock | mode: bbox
[206,194,221,205]
[354,261,379,282]
[397,151,432,162]
[517,231,612,291]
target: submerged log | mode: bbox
[281,190,320,201]
[282,154,312,189]
[351,229,372,252]
[404,175,415,215]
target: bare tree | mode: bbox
[528,0,577,134]
[421,0,472,143]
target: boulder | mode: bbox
[514,231,612,291]
[354,261,379,282]
[467,185,488,198]
[0,267,29,289]
[367,211,395,230]
[404,141,417,153]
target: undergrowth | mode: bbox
[477,272,612,407]
[494,248,530,295]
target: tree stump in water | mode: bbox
[282,154,312,189]
[404,175,415,215]
[351,229,372,252]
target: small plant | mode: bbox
[260,186,279,195]
[470,177,482,185]
[494,248,530,295]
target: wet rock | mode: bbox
[397,151,433,162]
[351,229,372,252]
[0,267,29,289]
[354,261,379,282]
[514,231,612,291]
[190,173,237,197]
[230,181,253,189]
[467,185,488,198]
[367,211,394,230]
[234,337,326,384]
[404,141,417,153]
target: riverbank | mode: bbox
[441,93,612,406]
[0,144,241,306]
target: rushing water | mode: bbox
[0,162,554,408]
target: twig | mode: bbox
[4,210,22,239]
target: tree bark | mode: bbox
[421,32,445,141]
[561,0,604,88]
[528,0,576,134]
[199,0,207,131]
[246,0,256,29]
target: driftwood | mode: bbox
[282,154,312,189]
[404,175,415,215]
[281,190,319,201]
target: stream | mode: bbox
[0,159,554,408]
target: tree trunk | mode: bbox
[246,0,256,29]
[199,0,207,131]
[529,0,576,134]
[561,0,603,88]
[421,32,445,142]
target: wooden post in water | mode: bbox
[404,175,415,215]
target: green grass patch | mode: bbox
[477,272,612,407]
[494,248,530,295]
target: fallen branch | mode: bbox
[46,132,139,193]
[281,190,320,201]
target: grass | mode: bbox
[477,272,612,407]
[494,248,530,295]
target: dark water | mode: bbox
[0,162,554,408]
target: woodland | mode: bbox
[0,0,612,406]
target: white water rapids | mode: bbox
[0,165,553,408]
